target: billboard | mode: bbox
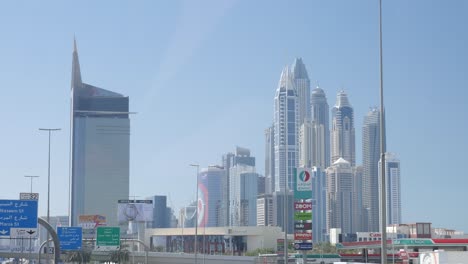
[294,232,312,240]
[198,173,209,228]
[117,200,153,223]
[294,202,312,210]
[78,215,106,239]
[294,211,312,221]
[293,168,312,200]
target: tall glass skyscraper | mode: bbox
[274,66,299,192]
[229,165,258,227]
[362,107,381,232]
[146,195,169,228]
[311,86,330,169]
[291,58,311,126]
[69,40,130,227]
[331,91,355,166]
[222,147,255,225]
[379,153,401,225]
[326,158,355,234]
[312,167,327,242]
[199,166,227,227]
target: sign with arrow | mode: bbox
[0,200,38,237]
[10,228,38,238]
[95,227,120,251]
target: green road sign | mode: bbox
[95,227,120,251]
[294,211,312,221]
[393,239,434,245]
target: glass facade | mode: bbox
[70,42,130,227]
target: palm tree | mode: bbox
[109,245,130,264]
[64,248,92,263]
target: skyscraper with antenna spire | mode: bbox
[69,39,131,227]
[274,66,299,193]
[291,58,311,126]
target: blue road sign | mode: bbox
[57,227,82,250]
[0,200,38,236]
[294,242,313,251]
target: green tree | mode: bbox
[64,242,93,263]
[311,242,337,254]
[64,250,92,263]
[109,245,130,264]
[245,248,275,256]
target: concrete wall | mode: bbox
[132,252,257,264]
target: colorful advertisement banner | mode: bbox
[294,202,312,210]
[117,200,153,223]
[294,242,313,250]
[294,232,312,240]
[294,211,312,221]
[293,168,312,200]
[294,222,312,231]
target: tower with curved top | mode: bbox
[331,91,355,166]
[274,66,299,193]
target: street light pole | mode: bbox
[189,164,200,264]
[39,128,61,263]
[378,0,388,263]
[24,175,40,194]
[24,175,39,264]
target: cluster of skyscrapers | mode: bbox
[175,58,401,243]
[263,58,401,241]
[67,41,400,241]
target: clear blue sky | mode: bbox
[0,0,467,232]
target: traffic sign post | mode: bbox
[95,227,120,251]
[294,242,313,251]
[0,200,38,237]
[58,227,82,251]
[19,193,39,201]
[293,168,313,264]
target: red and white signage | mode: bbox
[294,232,312,240]
[294,202,312,210]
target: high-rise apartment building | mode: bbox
[229,165,258,226]
[146,195,169,228]
[326,158,355,234]
[256,194,274,227]
[299,121,313,168]
[272,191,294,234]
[379,153,401,225]
[331,91,355,166]
[291,58,311,126]
[70,40,130,227]
[199,166,228,227]
[311,86,330,169]
[274,66,299,192]
[362,108,381,232]
[353,166,364,232]
[311,167,327,242]
[179,205,196,228]
[264,125,275,194]
[222,147,256,220]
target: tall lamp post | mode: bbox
[378,0,388,263]
[189,164,200,264]
[39,127,61,262]
[24,175,39,264]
